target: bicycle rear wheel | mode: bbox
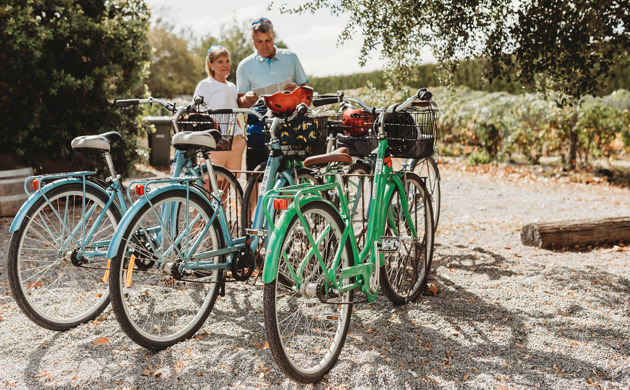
[264,200,353,383]
[200,164,243,237]
[7,183,120,330]
[109,189,224,350]
[379,173,433,305]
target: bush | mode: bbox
[0,0,151,176]
[435,87,630,167]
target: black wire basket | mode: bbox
[334,105,438,159]
[177,112,243,151]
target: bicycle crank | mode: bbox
[231,246,255,281]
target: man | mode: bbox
[236,18,308,107]
[236,17,309,169]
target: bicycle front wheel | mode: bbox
[379,173,434,305]
[8,183,120,330]
[109,189,224,350]
[264,200,354,383]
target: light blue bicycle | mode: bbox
[105,91,336,350]
[6,97,241,331]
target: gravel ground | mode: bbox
[1,161,629,389]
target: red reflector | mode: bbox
[246,238,251,245]
[273,199,288,210]
[135,184,145,196]
[32,179,40,190]
[384,157,392,168]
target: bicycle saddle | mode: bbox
[71,131,122,152]
[264,86,313,116]
[172,129,221,151]
[303,147,352,169]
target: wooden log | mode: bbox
[521,217,630,249]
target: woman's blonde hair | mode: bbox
[205,45,231,78]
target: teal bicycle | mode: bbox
[105,87,333,350]
[260,89,436,383]
[6,97,241,331]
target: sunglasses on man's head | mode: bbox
[252,17,272,26]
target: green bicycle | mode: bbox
[260,89,437,382]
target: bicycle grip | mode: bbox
[417,88,432,101]
[313,95,342,107]
[115,99,140,107]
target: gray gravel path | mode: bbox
[1,161,629,389]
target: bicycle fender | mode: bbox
[262,195,337,284]
[9,178,110,232]
[106,184,210,259]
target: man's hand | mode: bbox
[239,91,258,107]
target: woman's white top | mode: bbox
[193,77,244,136]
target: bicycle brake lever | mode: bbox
[286,103,308,122]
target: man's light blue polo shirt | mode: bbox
[236,47,309,94]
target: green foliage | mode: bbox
[435,87,630,168]
[147,22,202,98]
[309,55,630,96]
[277,0,630,99]
[309,71,386,94]
[0,0,151,176]
[467,150,492,166]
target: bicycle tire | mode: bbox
[414,156,440,230]
[264,200,354,383]
[345,161,372,249]
[241,162,321,262]
[8,183,121,330]
[379,173,434,305]
[199,164,243,237]
[109,189,224,350]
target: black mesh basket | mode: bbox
[177,111,243,151]
[278,115,329,158]
[335,105,438,159]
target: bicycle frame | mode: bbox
[105,112,304,275]
[261,132,420,303]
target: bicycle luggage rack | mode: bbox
[125,176,200,203]
[23,171,96,196]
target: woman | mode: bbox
[193,45,246,172]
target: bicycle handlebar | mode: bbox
[114,97,177,112]
[337,88,436,114]
[312,91,345,107]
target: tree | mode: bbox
[195,21,289,85]
[275,0,630,98]
[0,0,151,175]
[147,21,202,98]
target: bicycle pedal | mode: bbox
[245,228,267,237]
[378,236,400,253]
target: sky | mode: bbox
[144,0,396,77]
